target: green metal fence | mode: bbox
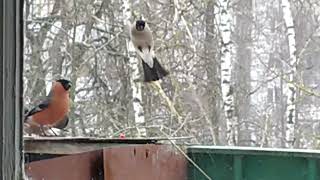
[188,146,320,180]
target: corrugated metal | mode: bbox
[104,144,187,180]
[25,150,103,180]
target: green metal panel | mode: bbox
[188,152,233,180]
[243,155,308,180]
[188,146,320,180]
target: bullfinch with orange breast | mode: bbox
[130,19,169,82]
[24,79,72,135]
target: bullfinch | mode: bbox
[130,19,169,82]
[24,79,72,135]
[24,116,69,136]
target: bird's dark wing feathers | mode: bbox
[25,100,50,118]
[25,90,53,119]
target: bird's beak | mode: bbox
[136,25,144,31]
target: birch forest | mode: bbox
[24,0,320,149]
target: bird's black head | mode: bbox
[135,20,145,31]
[56,79,72,91]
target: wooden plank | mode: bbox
[25,140,138,154]
[0,0,23,179]
[24,136,192,142]
[24,136,192,154]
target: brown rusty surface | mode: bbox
[104,144,187,180]
[25,150,103,180]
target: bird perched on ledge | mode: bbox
[130,19,169,82]
[24,79,72,135]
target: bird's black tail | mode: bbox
[53,116,69,129]
[142,57,169,82]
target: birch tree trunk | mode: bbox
[281,0,297,148]
[218,0,237,145]
[122,0,147,137]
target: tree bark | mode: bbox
[218,0,237,145]
[281,0,297,148]
[204,0,220,145]
[234,0,253,146]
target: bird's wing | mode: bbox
[134,46,154,67]
[25,100,50,119]
[25,90,53,120]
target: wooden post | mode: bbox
[0,0,23,179]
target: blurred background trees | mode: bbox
[24,0,320,149]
